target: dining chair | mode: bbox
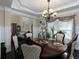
[54,31,65,44]
[63,34,78,59]
[12,34,23,59]
[12,34,19,59]
[26,33,32,38]
[25,31,32,38]
[12,35,19,50]
[21,44,42,59]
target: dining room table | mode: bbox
[33,38,65,58]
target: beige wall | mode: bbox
[0,8,5,58]
[20,16,40,38]
[5,10,22,52]
[0,9,5,43]
[75,13,79,26]
[75,13,79,49]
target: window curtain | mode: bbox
[47,15,76,43]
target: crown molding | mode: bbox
[54,0,79,11]
[18,0,79,15]
[5,7,40,19]
[11,0,79,18]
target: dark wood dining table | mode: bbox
[18,36,65,58]
[33,38,65,58]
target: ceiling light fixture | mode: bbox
[42,0,57,21]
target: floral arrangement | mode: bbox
[46,32,51,38]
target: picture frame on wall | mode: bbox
[17,25,21,34]
[17,25,21,32]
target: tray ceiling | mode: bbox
[9,0,79,17]
[18,0,77,12]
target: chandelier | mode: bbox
[42,0,57,20]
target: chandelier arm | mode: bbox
[47,0,50,20]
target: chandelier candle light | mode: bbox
[42,0,57,20]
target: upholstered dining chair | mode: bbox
[12,34,23,59]
[54,31,65,44]
[12,34,19,59]
[25,31,32,38]
[63,34,78,59]
[21,44,42,59]
[12,35,19,50]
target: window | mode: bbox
[47,19,73,40]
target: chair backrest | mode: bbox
[71,34,78,43]
[66,34,78,59]
[26,33,32,38]
[21,44,41,59]
[12,35,19,50]
[55,31,65,44]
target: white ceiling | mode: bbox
[11,0,79,17]
[0,0,79,17]
[18,0,78,12]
